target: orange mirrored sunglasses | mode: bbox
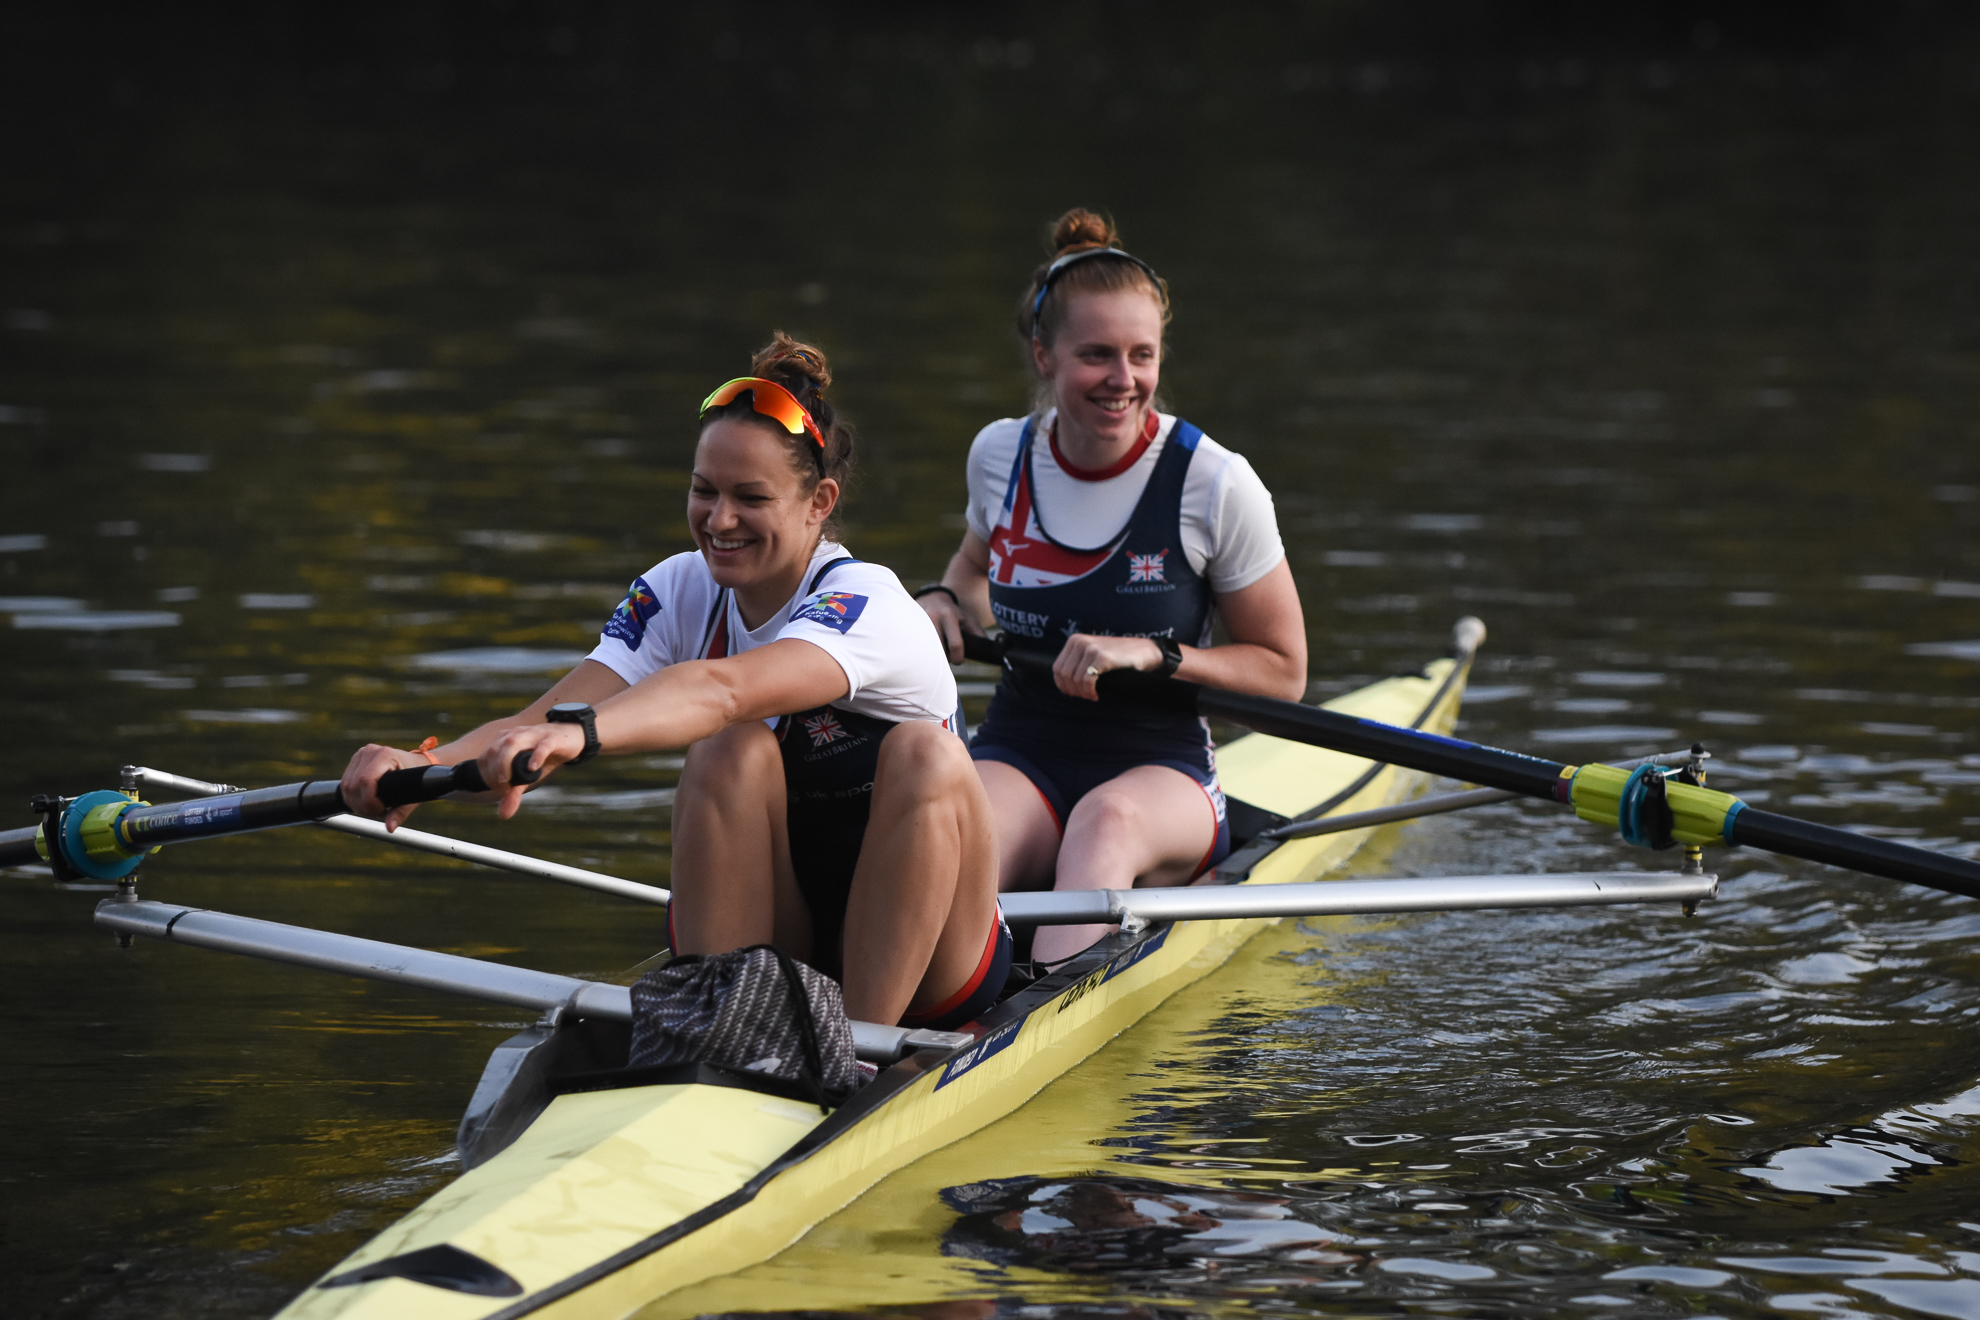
[698,377,825,453]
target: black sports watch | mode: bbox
[546,702,600,765]
[1153,635,1184,676]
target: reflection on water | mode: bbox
[7,4,1980,1318]
[941,1177,1352,1270]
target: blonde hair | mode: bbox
[1015,208,1171,348]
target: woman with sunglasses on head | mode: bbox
[918,210,1307,964]
[341,334,1005,1031]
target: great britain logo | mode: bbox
[1127,550,1169,584]
[803,711,848,748]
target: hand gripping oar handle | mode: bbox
[959,632,1980,902]
[374,751,539,809]
[0,753,541,880]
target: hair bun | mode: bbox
[750,330,832,395]
[1050,208,1117,256]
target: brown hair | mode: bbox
[700,331,856,507]
[1015,208,1171,348]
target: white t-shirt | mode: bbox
[585,541,958,726]
[962,411,1285,595]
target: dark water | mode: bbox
[4,6,1979,1316]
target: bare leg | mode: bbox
[839,723,1000,1024]
[1029,765,1219,965]
[974,759,1064,894]
[668,720,812,962]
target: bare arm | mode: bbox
[477,638,851,818]
[918,530,995,662]
[1053,558,1308,702]
[340,659,631,826]
[1185,559,1307,698]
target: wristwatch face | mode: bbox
[549,702,589,719]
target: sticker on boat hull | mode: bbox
[935,1020,1021,1090]
[1057,925,1174,1016]
[1101,923,1171,983]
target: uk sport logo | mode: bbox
[803,711,848,748]
[1127,550,1169,584]
[791,590,868,635]
[603,576,661,648]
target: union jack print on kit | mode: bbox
[1127,550,1169,583]
[804,711,849,748]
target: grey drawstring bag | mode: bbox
[627,944,859,1109]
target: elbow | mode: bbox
[680,659,748,737]
[709,667,748,730]
[1276,646,1309,703]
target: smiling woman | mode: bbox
[918,210,1309,963]
[339,335,1004,1030]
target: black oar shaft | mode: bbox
[968,636,1570,799]
[1728,808,1980,901]
[0,824,41,868]
[963,633,1980,903]
[3,753,537,876]
[108,762,489,848]
[117,780,348,848]
[1196,687,1570,800]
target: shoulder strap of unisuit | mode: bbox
[1000,416,1035,516]
[697,588,731,659]
[1136,417,1203,509]
[805,555,860,595]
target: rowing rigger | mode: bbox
[6,768,1715,1060]
[80,869,1713,1068]
[5,703,1722,1065]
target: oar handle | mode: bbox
[374,752,540,809]
[960,632,1198,709]
[959,632,1006,667]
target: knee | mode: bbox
[1072,785,1141,836]
[875,721,973,799]
[681,719,780,787]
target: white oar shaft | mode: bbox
[314,815,671,906]
[996,871,1717,927]
[126,765,668,906]
[92,898,967,1063]
[1264,787,1516,840]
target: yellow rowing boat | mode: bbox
[279,643,1473,1320]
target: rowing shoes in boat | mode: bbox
[0,617,1842,1318]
